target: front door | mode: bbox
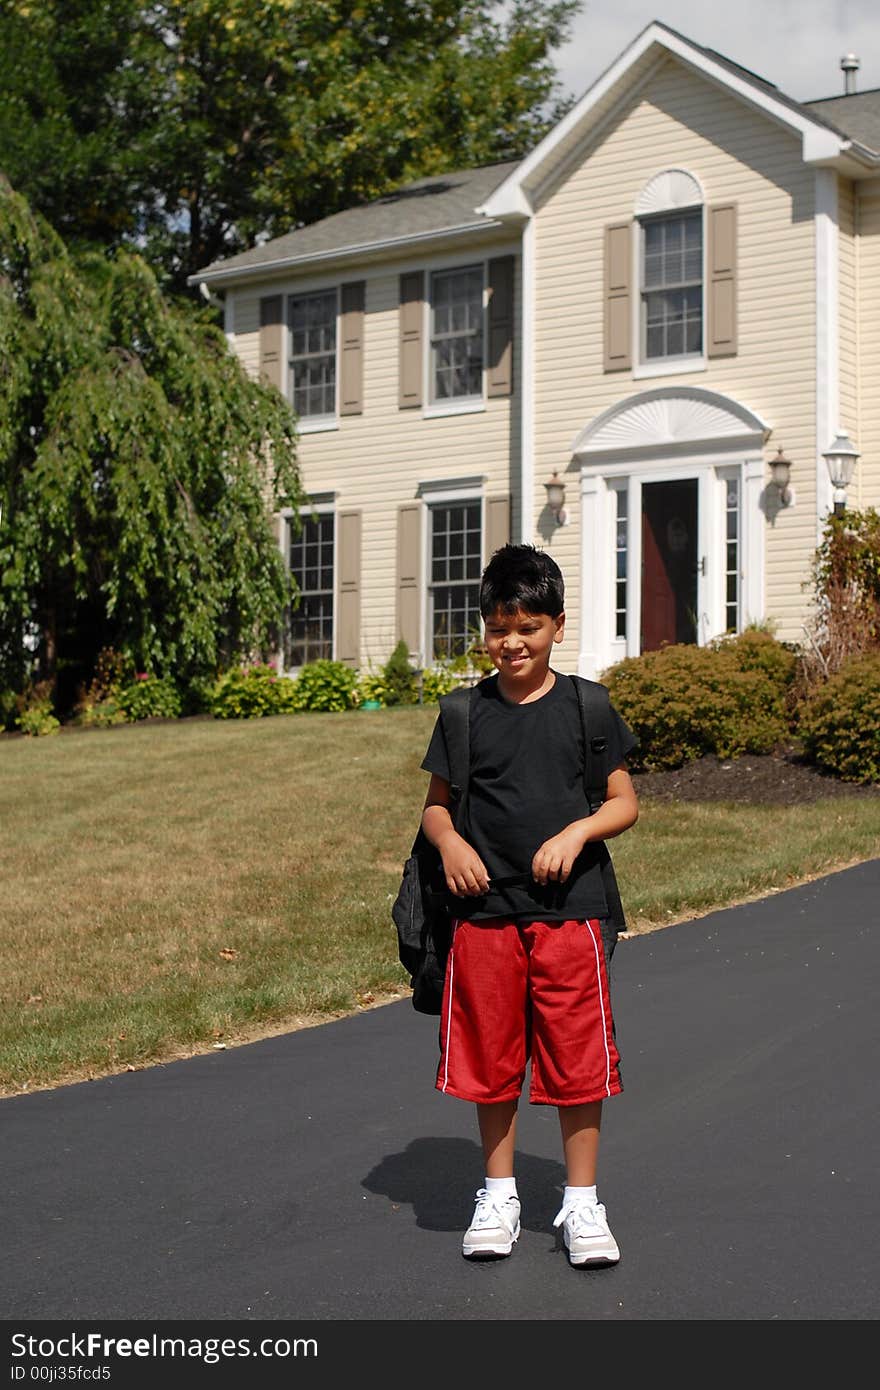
[641,479,698,651]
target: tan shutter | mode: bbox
[396,503,422,656]
[335,510,362,666]
[398,272,423,409]
[484,494,511,561]
[604,223,632,372]
[339,281,365,415]
[487,256,515,397]
[707,204,737,357]
[259,295,284,391]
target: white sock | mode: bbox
[563,1184,597,1206]
[485,1176,518,1198]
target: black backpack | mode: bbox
[391,675,627,1015]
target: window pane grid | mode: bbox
[429,501,482,657]
[431,267,483,402]
[289,291,336,418]
[615,489,628,640]
[724,476,740,633]
[642,211,703,360]
[287,513,334,665]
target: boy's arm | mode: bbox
[531,765,639,887]
[422,773,490,897]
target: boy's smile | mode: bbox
[483,606,566,700]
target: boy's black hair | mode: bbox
[479,543,565,619]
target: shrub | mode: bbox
[356,671,390,706]
[420,665,459,704]
[797,652,880,784]
[1,689,19,731]
[603,635,795,770]
[291,660,359,712]
[210,665,298,719]
[381,641,418,706]
[73,647,129,727]
[15,680,60,737]
[116,674,182,722]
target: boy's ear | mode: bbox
[554,611,566,643]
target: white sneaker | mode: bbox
[553,1198,620,1266]
[462,1188,521,1259]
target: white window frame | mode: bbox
[287,286,339,433]
[423,260,488,418]
[421,488,484,662]
[279,497,337,672]
[636,206,705,373]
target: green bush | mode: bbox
[291,660,359,712]
[116,674,182,722]
[210,665,299,719]
[15,681,60,737]
[603,634,796,771]
[381,640,418,706]
[1,689,19,731]
[420,665,459,704]
[797,652,880,784]
[76,697,127,728]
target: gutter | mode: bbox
[187,217,509,288]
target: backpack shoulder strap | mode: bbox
[437,684,473,814]
[569,674,612,815]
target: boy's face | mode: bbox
[482,606,565,687]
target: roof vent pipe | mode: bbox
[840,53,859,94]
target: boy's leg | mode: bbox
[554,1099,619,1266]
[463,1099,521,1259]
[477,1098,518,1176]
[558,1100,601,1186]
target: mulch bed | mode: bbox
[631,747,880,805]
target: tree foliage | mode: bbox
[0,0,581,290]
[0,175,303,709]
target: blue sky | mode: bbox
[551,0,880,105]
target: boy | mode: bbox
[420,543,639,1267]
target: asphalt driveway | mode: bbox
[3,859,878,1330]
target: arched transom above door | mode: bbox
[571,387,770,458]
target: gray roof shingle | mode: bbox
[192,160,520,282]
[803,89,880,154]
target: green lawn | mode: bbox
[2,709,878,1095]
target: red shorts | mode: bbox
[436,918,622,1107]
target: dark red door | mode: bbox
[641,480,698,651]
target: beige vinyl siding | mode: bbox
[232,250,520,670]
[531,57,817,654]
[856,179,880,511]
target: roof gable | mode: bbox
[478,20,878,219]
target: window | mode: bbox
[429,501,482,658]
[641,212,702,360]
[614,488,628,640]
[724,476,740,633]
[289,291,336,418]
[430,267,483,402]
[286,512,334,666]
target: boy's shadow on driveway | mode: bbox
[363,1138,566,1233]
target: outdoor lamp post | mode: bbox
[822,433,860,517]
[544,471,569,526]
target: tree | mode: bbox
[0,1,581,291]
[0,175,303,711]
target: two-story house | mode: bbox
[190,20,880,679]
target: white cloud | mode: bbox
[551,0,880,104]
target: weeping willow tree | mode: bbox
[0,175,303,712]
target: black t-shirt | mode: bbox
[421,671,638,921]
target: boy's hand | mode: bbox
[438,833,491,897]
[531,823,589,886]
